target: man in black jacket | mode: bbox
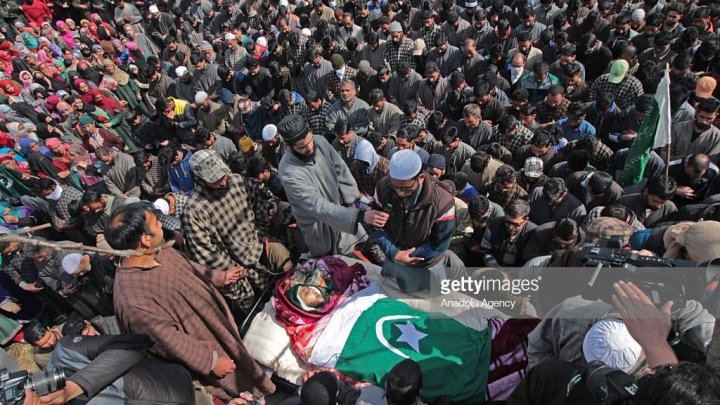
[479,198,537,267]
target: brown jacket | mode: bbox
[113,248,275,398]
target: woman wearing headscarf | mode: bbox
[89,88,124,113]
[19,138,78,187]
[0,150,31,174]
[0,79,22,103]
[66,143,107,193]
[31,69,68,93]
[18,70,35,103]
[85,92,139,152]
[77,60,103,86]
[102,59,149,116]
[97,26,116,56]
[54,20,75,49]
[20,0,51,25]
[0,105,32,125]
[73,78,95,104]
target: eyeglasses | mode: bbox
[390,178,418,193]
[505,218,527,228]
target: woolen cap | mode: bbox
[389,21,402,33]
[389,149,422,180]
[330,54,345,69]
[79,115,94,126]
[277,114,310,144]
[358,60,371,74]
[427,153,446,170]
[189,149,230,183]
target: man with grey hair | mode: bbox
[457,103,495,149]
[325,80,370,137]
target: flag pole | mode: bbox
[664,63,671,177]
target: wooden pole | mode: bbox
[0,233,175,257]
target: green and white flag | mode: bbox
[308,284,492,404]
[621,66,672,186]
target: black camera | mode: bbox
[579,361,638,405]
[579,237,706,307]
[0,368,66,405]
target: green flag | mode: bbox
[0,166,36,197]
[621,67,671,186]
[310,291,492,404]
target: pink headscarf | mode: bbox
[54,20,75,49]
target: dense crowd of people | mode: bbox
[0,0,718,403]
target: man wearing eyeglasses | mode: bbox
[373,149,465,293]
[478,198,537,268]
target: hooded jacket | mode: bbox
[168,150,194,195]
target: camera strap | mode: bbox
[566,373,582,398]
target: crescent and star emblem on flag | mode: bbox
[375,315,428,359]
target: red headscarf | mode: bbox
[89,89,124,113]
[0,80,20,96]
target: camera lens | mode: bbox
[26,367,66,396]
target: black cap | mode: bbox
[278,114,310,144]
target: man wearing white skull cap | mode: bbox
[373,149,466,292]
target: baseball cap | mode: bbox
[608,60,629,84]
[523,157,543,178]
[189,149,231,183]
[696,76,717,99]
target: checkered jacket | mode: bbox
[383,37,416,72]
[351,155,390,196]
[309,101,333,138]
[287,36,309,65]
[49,186,84,229]
[224,45,248,71]
[326,66,358,102]
[419,25,443,49]
[401,113,428,130]
[182,174,271,305]
[588,74,644,110]
[140,155,168,198]
[158,193,188,231]
[497,125,535,155]
[536,98,571,124]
